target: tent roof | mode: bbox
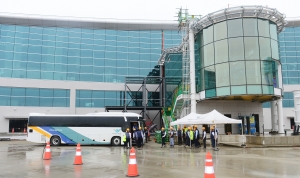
[170,109,241,125]
[170,112,203,126]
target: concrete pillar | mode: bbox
[277,98,284,134]
[270,101,277,131]
[70,88,76,114]
[188,25,196,113]
[277,64,283,89]
[294,90,300,124]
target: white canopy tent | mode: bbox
[170,112,203,126]
[170,109,241,125]
[170,110,244,150]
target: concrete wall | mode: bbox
[196,100,263,135]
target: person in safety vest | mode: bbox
[189,127,194,147]
[161,127,166,148]
[194,126,200,148]
[123,128,131,149]
[184,127,191,148]
[201,127,206,149]
[183,126,187,144]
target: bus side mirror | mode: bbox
[29,129,33,133]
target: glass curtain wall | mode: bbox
[164,53,183,107]
[196,18,279,98]
[0,24,180,83]
[279,26,300,84]
[0,86,70,107]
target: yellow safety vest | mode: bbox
[184,128,188,134]
[122,135,126,142]
[189,130,194,140]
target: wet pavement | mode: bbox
[0,140,300,178]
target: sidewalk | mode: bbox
[0,133,26,141]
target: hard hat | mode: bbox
[188,127,191,130]
[126,128,130,131]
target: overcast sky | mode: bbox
[1,0,299,21]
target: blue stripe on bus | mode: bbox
[40,126,76,144]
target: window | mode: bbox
[244,37,259,60]
[228,37,244,61]
[228,19,243,37]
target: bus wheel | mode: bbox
[111,137,121,146]
[50,136,61,146]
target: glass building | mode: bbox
[263,18,300,129]
[0,13,181,132]
[0,6,299,134]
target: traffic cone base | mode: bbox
[204,152,215,178]
[74,143,83,165]
[127,148,139,177]
[43,142,51,160]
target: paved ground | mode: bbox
[0,140,300,178]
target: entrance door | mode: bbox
[9,119,28,132]
[224,114,232,134]
[253,114,260,133]
[290,118,295,129]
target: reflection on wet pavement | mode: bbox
[0,141,300,178]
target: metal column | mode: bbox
[188,23,196,113]
[277,98,284,134]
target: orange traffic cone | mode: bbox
[43,142,51,160]
[127,147,139,177]
[204,152,215,178]
[74,143,83,165]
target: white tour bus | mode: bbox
[27,112,144,146]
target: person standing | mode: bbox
[189,127,194,147]
[124,128,131,149]
[210,127,215,148]
[182,126,187,144]
[161,127,166,148]
[136,127,143,149]
[202,127,206,149]
[184,127,191,148]
[169,127,175,148]
[194,127,200,148]
[144,127,148,143]
[215,127,218,147]
[177,127,182,146]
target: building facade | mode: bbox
[0,13,181,132]
[263,18,300,130]
[0,6,299,134]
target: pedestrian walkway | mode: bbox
[0,133,26,141]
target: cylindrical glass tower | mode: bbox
[195,9,285,101]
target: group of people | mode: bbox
[122,125,149,150]
[161,125,219,149]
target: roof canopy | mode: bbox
[170,109,241,125]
